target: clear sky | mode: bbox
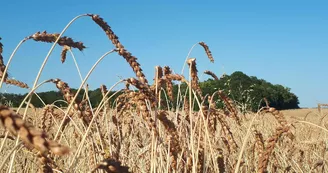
[0,0,327,108]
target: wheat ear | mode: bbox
[218,90,240,125]
[211,108,238,152]
[257,126,289,173]
[0,106,69,155]
[126,78,156,103]
[51,78,91,127]
[258,107,291,173]
[157,110,181,169]
[187,58,203,100]
[100,84,111,110]
[0,37,8,80]
[163,66,174,101]
[4,78,29,88]
[199,42,214,63]
[40,105,54,133]
[29,31,86,51]
[125,87,158,136]
[90,158,130,173]
[61,45,70,63]
[151,66,164,97]
[204,70,219,80]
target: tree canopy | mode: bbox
[199,71,299,111]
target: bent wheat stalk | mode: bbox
[54,49,117,140]
[2,16,89,170]
[88,14,148,85]
[0,14,89,89]
[234,108,265,173]
[67,80,125,171]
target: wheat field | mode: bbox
[0,14,327,173]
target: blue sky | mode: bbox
[0,0,327,108]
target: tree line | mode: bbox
[0,71,299,111]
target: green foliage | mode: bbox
[0,71,299,111]
[199,71,299,111]
[0,88,120,108]
[0,93,25,106]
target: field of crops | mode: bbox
[0,14,327,173]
